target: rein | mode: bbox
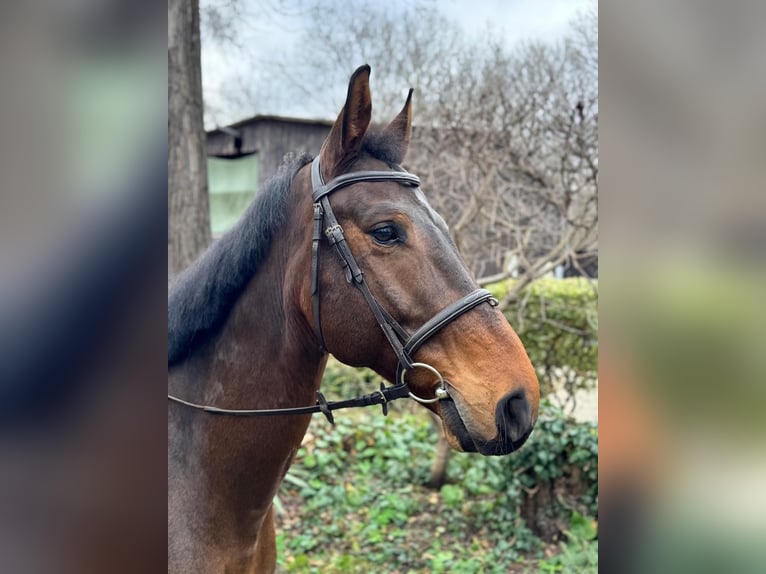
[167,381,411,424]
[168,157,497,423]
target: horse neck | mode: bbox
[174,172,323,410]
[192,245,324,409]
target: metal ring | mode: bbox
[400,362,449,404]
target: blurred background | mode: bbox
[0,0,763,572]
[600,1,766,572]
[0,0,166,573]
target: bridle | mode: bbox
[168,156,497,423]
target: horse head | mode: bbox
[308,65,540,455]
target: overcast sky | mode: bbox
[201,0,594,128]
[440,0,590,45]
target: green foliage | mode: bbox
[537,511,599,573]
[449,400,599,518]
[488,278,598,395]
[276,401,597,572]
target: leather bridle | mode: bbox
[168,156,498,423]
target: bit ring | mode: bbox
[400,362,449,404]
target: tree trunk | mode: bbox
[168,0,210,275]
[427,412,451,489]
[520,467,590,543]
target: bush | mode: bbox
[276,401,597,572]
[320,357,378,401]
[488,278,598,395]
[448,400,598,541]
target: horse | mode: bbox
[168,65,540,573]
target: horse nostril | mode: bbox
[496,390,533,446]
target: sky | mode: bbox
[441,0,590,45]
[200,0,594,128]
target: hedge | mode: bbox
[487,278,598,394]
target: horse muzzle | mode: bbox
[439,388,535,456]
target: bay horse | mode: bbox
[168,65,540,573]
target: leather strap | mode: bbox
[168,382,411,423]
[395,288,496,383]
[404,288,495,357]
[312,170,419,202]
[321,195,414,369]
[311,202,325,347]
[310,156,419,363]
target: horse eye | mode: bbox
[370,225,399,245]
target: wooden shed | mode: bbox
[206,115,331,236]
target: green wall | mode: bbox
[207,154,259,236]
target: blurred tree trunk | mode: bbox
[427,412,451,489]
[168,0,210,275]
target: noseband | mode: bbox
[168,157,497,422]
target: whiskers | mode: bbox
[493,406,517,456]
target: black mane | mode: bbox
[168,153,312,366]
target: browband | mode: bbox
[312,167,420,202]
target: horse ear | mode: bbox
[319,65,372,178]
[381,88,413,164]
